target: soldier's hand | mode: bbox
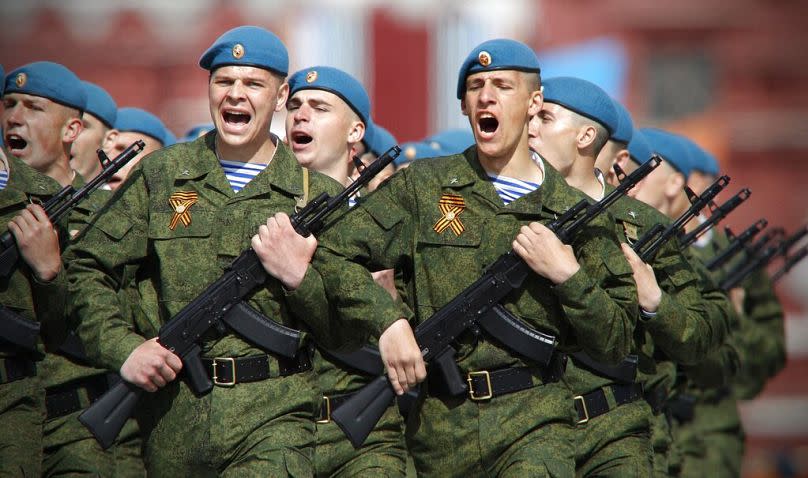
[8,204,61,281]
[371,269,398,301]
[729,287,746,316]
[120,338,183,393]
[251,212,317,290]
[621,243,662,312]
[513,222,580,284]
[379,318,425,395]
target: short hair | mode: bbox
[523,72,541,92]
[571,111,609,155]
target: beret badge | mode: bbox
[232,43,245,59]
[478,51,492,67]
[15,72,27,88]
[306,70,318,83]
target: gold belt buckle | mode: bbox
[316,396,331,424]
[574,395,589,424]
[467,370,493,401]
[212,357,236,387]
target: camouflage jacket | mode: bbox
[314,148,638,374]
[65,133,343,372]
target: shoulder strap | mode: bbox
[296,167,310,212]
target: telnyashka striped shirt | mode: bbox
[0,170,8,190]
[219,160,267,193]
[487,152,545,205]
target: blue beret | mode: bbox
[364,123,398,157]
[679,137,720,176]
[199,26,289,76]
[397,141,444,166]
[457,39,541,99]
[610,98,634,144]
[115,107,173,146]
[288,66,371,124]
[182,123,214,142]
[425,128,475,155]
[0,64,4,96]
[4,61,86,112]
[542,77,619,134]
[627,129,654,165]
[640,128,693,179]
[81,81,117,129]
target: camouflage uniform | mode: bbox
[567,190,732,478]
[314,149,640,477]
[66,132,344,476]
[0,153,67,477]
[40,185,145,477]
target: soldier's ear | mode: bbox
[274,82,290,113]
[347,120,364,144]
[527,89,543,117]
[102,129,119,154]
[460,97,469,116]
[62,116,83,145]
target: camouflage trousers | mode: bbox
[674,397,744,478]
[569,397,654,477]
[136,370,319,477]
[43,410,144,477]
[406,380,577,477]
[314,401,406,477]
[0,374,44,477]
[648,411,674,477]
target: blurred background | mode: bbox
[1,0,806,475]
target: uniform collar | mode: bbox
[2,151,62,202]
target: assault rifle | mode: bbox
[330,155,662,448]
[79,146,401,449]
[705,219,768,271]
[678,188,751,248]
[631,175,730,262]
[0,141,145,279]
[721,225,808,290]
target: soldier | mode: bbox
[593,98,634,188]
[359,123,398,192]
[39,80,146,477]
[65,26,346,475]
[1,61,84,477]
[283,65,407,477]
[103,107,175,190]
[310,38,640,477]
[70,81,117,182]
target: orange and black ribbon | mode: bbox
[168,191,198,230]
[433,193,466,236]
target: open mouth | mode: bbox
[5,134,28,151]
[222,110,251,126]
[291,131,313,146]
[478,114,499,135]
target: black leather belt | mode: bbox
[45,373,115,420]
[201,353,311,387]
[574,382,644,424]
[464,367,538,401]
[0,356,37,385]
[316,391,356,424]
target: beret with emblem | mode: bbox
[115,107,175,147]
[679,136,720,176]
[4,61,87,112]
[0,64,4,96]
[288,66,371,124]
[81,81,117,129]
[396,140,445,166]
[199,25,289,76]
[640,128,693,179]
[627,129,654,165]
[364,122,398,157]
[542,76,619,135]
[610,98,634,144]
[456,38,541,99]
[425,128,474,155]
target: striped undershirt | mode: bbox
[219,160,268,193]
[487,152,545,205]
[0,170,8,190]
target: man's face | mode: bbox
[285,89,362,172]
[528,103,579,173]
[461,70,541,160]
[208,65,288,149]
[103,131,162,190]
[687,171,716,196]
[71,113,108,180]
[632,161,676,209]
[2,92,78,171]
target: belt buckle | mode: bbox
[316,396,331,424]
[467,370,492,401]
[574,395,589,424]
[212,357,236,387]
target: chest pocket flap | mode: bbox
[148,210,213,239]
